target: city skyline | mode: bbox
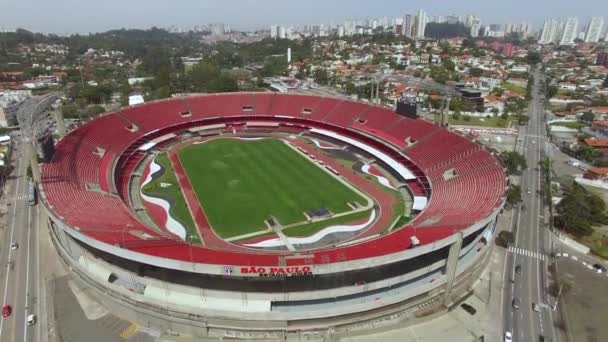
[1,0,608,34]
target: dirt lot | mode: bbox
[557,257,608,342]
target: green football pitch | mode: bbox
[177,138,368,239]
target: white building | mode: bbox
[470,18,482,38]
[270,25,279,39]
[559,17,578,46]
[403,14,414,37]
[539,19,560,44]
[415,9,427,38]
[585,17,604,43]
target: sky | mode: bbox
[1,0,607,34]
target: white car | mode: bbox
[10,242,18,250]
[504,331,513,342]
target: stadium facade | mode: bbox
[38,93,506,339]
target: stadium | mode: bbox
[38,93,506,339]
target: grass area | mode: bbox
[549,121,588,129]
[334,156,408,232]
[178,138,367,239]
[141,153,200,243]
[581,230,608,259]
[449,115,511,128]
[391,212,411,231]
[282,209,372,237]
[503,82,526,95]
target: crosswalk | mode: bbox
[4,194,29,202]
[508,246,546,261]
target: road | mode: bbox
[0,140,41,342]
[502,66,557,342]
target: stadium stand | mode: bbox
[40,93,505,268]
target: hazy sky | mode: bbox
[1,0,607,34]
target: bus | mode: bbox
[28,181,36,206]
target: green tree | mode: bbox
[61,104,79,119]
[313,68,329,85]
[499,151,528,175]
[603,75,608,88]
[469,67,484,77]
[581,111,595,123]
[555,182,608,236]
[442,59,456,72]
[577,145,599,162]
[490,87,505,97]
[526,51,542,65]
[506,184,522,206]
[546,85,558,99]
[344,82,356,95]
[86,105,105,117]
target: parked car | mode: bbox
[460,303,477,315]
[515,265,522,275]
[10,242,18,250]
[504,331,513,342]
[2,305,11,318]
[592,263,607,273]
[512,298,521,309]
[532,302,541,312]
[27,314,36,326]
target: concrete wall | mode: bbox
[49,215,495,325]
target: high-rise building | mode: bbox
[539,19,560,44]
[415,9,427,38]
[337,25,345,38]
[279,26,287,39]
[270,25,279,39]
[209,23,225,35]
[470,18,482,38]
[344,20,356,36]
[559,17,578,45]
[585,17,605,43]
[403,14,414,37]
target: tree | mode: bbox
[490,87,505,97]
[344,82,356,95]
[603,75,608,88]
[555,182,608,236]
[499,151,527,175]
[581,111,595,123]
[86,105,105,117]
[442,59,456,72]
[546,85,558,99]
[61,104,79,119]
[313,68,329,85]
[469,67,484,77]
[495,231,514,248]
[430,65,451,84]
[526,51,542,65]
[577,145,599,162]
[506,184,522,206]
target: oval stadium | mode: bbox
[38,93,506,339]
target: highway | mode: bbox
[0,94,58,342]
[0,140,41,342]
[502,65,557,342]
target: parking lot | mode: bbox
[557,257,608,342]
